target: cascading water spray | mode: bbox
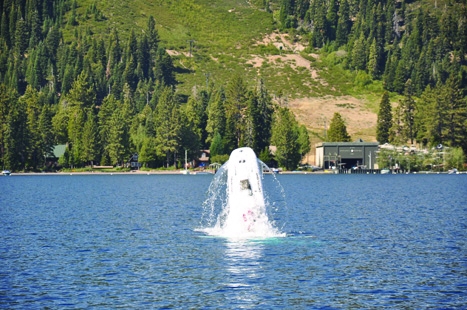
[200,147,286,239]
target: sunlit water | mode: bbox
[1,174,466,308]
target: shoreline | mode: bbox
[3,170,464,176]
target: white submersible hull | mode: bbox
[224,147,266,234]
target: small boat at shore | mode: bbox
[2,170,11,176]
[448,168,459,174]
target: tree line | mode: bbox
[375,78,466,169]
[0,1,310,171]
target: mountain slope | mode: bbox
[68,0,381,145]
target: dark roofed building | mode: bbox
[316,140,379,170]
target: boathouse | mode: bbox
[315,140,379,170]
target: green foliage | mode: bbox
[209,132,224,157]
[211,154,229,165]
[327,112,351,142]
[376,91,392,144]
[271,106,301,170]
[0,0,466,171]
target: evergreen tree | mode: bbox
[351,34,366,71]
[376,91,392,144]
[14,16,28,57]
[185,89,209,149]
[23,86,42,169]
[4,93,28,171]
[147,16,160,54]
[38,104,54,168]
[335,0,351,47]
[367,38,378,79]
[154,87,180,168]
[271,106,301,170]
[107,98,132,166]
[441,76,467,151]
[248,79,273,154]
[206,88,226,147]
[178,106,200,165]
[0,85,18,169]
[327,112,351,142]
[209,131,224,157]
[326,0,338,41]
[310,0,327,48]
[389,103,405,145]
[401,79,416,144]
[82,110,98,165]
[225,74,248,148]
[414,85,435,147]
[297,124,311,159]
[98,94,119,165]
[154,47,176,87]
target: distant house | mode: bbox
[196,150,210,168]
[45,144,67,169]
[126,153,141,170]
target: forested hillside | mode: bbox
[0,0,465,172]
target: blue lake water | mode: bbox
[1,173,466,309]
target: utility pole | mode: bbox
[187,40,195,57]
[205,73,210,88]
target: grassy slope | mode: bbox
[68,0,396,146]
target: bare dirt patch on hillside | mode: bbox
[248,32,322,82]
[251,32,377,141]
[289,96,377,141]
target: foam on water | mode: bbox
[200,147,286,239]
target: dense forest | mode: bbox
[0,0,466,171]
[0,0,311,171]
[278,0,467,153]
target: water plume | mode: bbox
[200,147,286,239]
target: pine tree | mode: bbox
[154,47,176,87]
[147,16,160,54]
[23,86,43,169]
[376,91,392,144]
[389,103,405,145]
[401,79,416,144]
[310,0,327,48]
[441,76,467,151]
[367,38,378,79]
[351,34,366,71]
[335,0,351,47]
[225,74,248,148]
[98,94,119,165]
[14,16,28,57]
[206,88,226,146]
[4,92,28,171]
[154,87,180,168]
[248,79,273,154]
[108,99,132,166]
[297,124,311,159]
[327,112,351,142]
[82,110,98,165]
[38,104,54,168]
[0,85,18,169]
[271,106,301,170]
[209,132,224,157]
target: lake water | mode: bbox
[1,173,466,309]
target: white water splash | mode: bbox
[199,147,286,239]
